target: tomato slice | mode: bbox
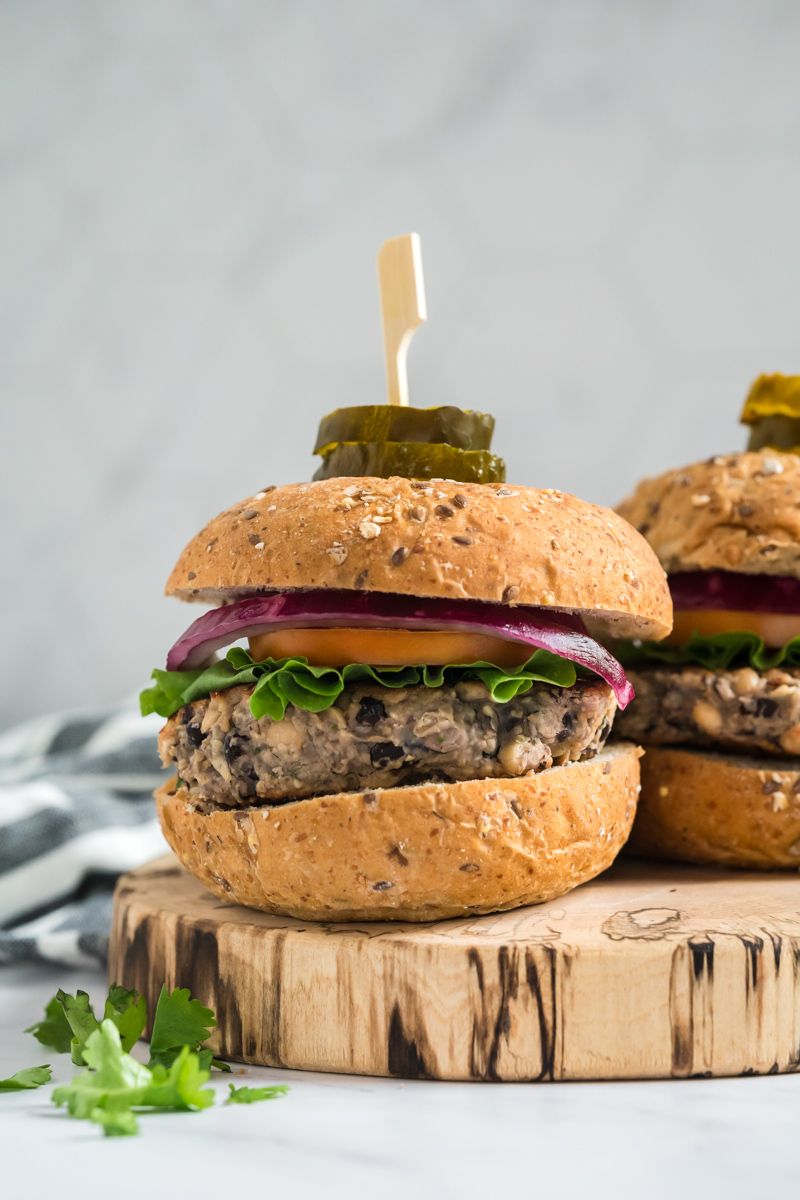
[247,627,531,668]
[667,609,800,649]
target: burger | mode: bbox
[142,475,670,920]
[616,375,800,868]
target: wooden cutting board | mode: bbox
[109,855,800,1081]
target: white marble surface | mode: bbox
[4,0,800,726]
[1,961,798,1197]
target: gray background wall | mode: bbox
[3,1,799,727]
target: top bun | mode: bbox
[166,476,671,642]
[617,451,800,578]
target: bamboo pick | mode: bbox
[377,233,427,406]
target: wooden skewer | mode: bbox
[377,233,427,407]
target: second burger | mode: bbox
[617,374,800,868]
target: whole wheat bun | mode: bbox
[166,477,671,642]
[156,743,642,921]
[630,745,800,869]
[617,450,800,577]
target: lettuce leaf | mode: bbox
[616,631,800,672]
[140,647,578,721]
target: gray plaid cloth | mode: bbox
[0,705,166,967]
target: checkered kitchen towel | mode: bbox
[0,705,166,967]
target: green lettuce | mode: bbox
[616,631,800,672]
[140,647,578,721]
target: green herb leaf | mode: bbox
[104,985,147,1052]
[141,1046,214,1112]
[56,989,102,1065]
[53,1021,152,1119]
[617,631,800,672]
[148,986,216,1070]
[226,1082,288,1105]
[29,986,147,1064]
[26,996,73,1053]
[0,1065,52,1091]
[34,982,227,1075]
[140,648,578,721]
[196,1050,231,1073]
[53,1021,213,1133]
[90,1107,139,1137]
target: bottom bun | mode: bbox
[631,745,800,869]
[156,744,642,922]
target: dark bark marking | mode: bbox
[467,949,487,1079]
[525,945,557,1081]
[485,946,519,1080]
[739,934,764,994]
[258,929,286,1066]
[688,938,715,983]
[119,913,155,1022]
[765,930,782,972]
[388,1004,429,1078]
[669,943,693,1076]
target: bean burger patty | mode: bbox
[159,677,617,807]
[615,665,800,758]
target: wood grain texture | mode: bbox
[109,855,800,1081]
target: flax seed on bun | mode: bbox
[166,476,671,642]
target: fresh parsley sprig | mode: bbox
[27,986,146,1065]
[22,981,284,1136]
[0,1065,52,1091]
[26,983,226,1070]
[226,1083,288,1105]
[52,1021,214,1137]
[148,985,230,1073]
[25,996,72,1053]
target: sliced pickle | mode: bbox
[313,440,506,484]
[740,373,800,424]
[746,414,800,454]
[313,405,495,455]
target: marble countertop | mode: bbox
[2,962,797,1198]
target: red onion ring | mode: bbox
[670,571,800,614]
[165,590,634,709]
